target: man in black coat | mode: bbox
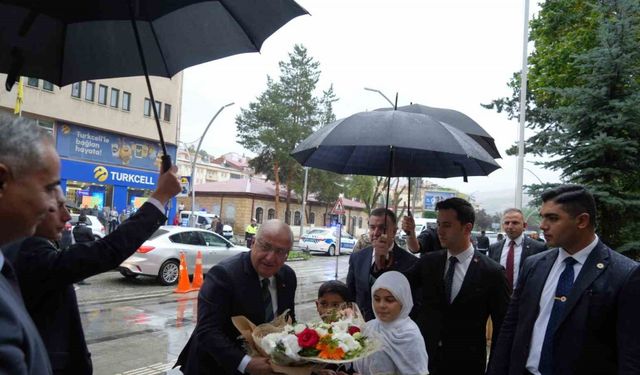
[489,208,546,292]
[0,114,62,375]
[488,185,640,375]
[4,166,180,375]
[347,208,419,321]
[396,198,510,375]
[176,220,297,375]
[402,216,442,257]
[476,230,490,254]
[72,214,94,245]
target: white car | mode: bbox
[299,227,357,256]
[70,214,106,240]
[118,226,250,285]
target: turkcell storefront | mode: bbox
[56,122,177,220]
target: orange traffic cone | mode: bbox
[174,252,195,293]
[192,250,204,289]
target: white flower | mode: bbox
[261,332,286,355]
[331,319,350,333]
[293,323,306,334]
[280,333,302,361]
[315,326,329,337]
[332,332,362,353]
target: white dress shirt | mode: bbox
[238,275,278,373]
[444,245,474,302]
[500,233,525,289]
[525,235,599,375]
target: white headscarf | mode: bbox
[355,271,429,375]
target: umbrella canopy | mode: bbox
[0,0,308,87]
[376,104,501,159]
[291,110,500,179]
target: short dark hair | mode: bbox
[436,197,475,226]
[78,214,87,223]
[317,280,352,302]
[541,184,597,227]
[369,207,397,225]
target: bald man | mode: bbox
[176,220,297,375]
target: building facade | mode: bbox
[0,73,183,219]
[177,177,369,239]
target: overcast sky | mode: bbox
[178,0,562,201]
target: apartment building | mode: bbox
[0,73,183,219]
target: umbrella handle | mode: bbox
[161,155,172,173]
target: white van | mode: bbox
[179,211,215,229]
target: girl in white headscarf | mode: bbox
[353,271,429,375]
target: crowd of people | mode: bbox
[1,113,640,375]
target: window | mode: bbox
[155,100,161,115]
[110,88,119,108]
[71,82,81,98]
[294,211,301,226]
[85,81,95,101]
[169,231,205,246]
[164,103,172,121]
[358,217,363,228]
[143,98,151,116]
[267,209,275,220]
[285,210,291,225]
[98,85,108,105]
[27,77,39,87]
[122,92,131,111]
[42,81,54,91]
[255,207,264,224]
[36,119,54,135]
[309,212,315,224]
[200,231,228,247]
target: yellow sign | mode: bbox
[93,166,109,182]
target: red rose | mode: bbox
[297,328,320,348]
[348,326,361,335]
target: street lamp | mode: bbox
[188,102,235,227]
[364,87,395,108]
[515,0,531,209]
[523,167,543,185]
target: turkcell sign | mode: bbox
[61,159,157,188]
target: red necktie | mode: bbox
[506,240,515,292]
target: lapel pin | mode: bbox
[596,263,604,269]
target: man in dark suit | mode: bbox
[347,207,419,321]
[4,165,179,375]
[402,216,442,257]
[176,219,297,375]
[488,185,640,375]
[0,114,62,375]
[489,208,546,292]
[400,197,510,375]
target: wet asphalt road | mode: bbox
[77,254,350,375]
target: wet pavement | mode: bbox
[77,254,351,375]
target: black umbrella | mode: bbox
[1,0,308,170]
[376,103,501,159]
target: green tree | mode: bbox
[474,209,493,231]
[484,0,640,252]
[236,44,339,221]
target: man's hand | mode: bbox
[402,215,421,253]
[246,357,275,375]
[150,165,181,206]
[373,233,392,270]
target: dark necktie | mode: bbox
[444,256,459,304]
[538,257,578,375]
[1,260,22,298]
[505,240,516,291]
[261,278,274,322]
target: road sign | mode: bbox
[331,197,345,215]
[178,176,191,197]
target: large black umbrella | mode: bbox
[291,110,500,178]
[0,0,307,170]
[376,103,501,159]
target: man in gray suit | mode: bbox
[0,114,59,374]
[489,208,546,292]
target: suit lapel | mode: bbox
[493,239,505,262]
[558,242,608,326]
[519,237,533,268]
[525,249,558,311]
[275,268,291,315]
[242,253,264,323]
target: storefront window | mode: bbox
[65,180,113,213]
[127,187,153,213]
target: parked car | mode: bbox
[118,226,250,285]
[69,214,105,240]
[299,227,357,256]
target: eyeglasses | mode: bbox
[255,238,289,257]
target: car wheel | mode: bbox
[157,260,180,286]
[327,245,336,256]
